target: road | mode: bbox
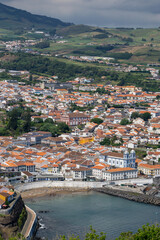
[21,205,36,239]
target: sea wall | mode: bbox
[24,206,37,240]
[107,178,153,185]
[0,194,26,239]
[95,187,160,206]
[15,181,104,192]
[153,176,160,186]
[0,194,25,226]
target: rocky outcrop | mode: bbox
[95,187,160,205]
[0,195,26,227]
[0,194,26,239]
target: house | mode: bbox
[21,171,35,182]
[47,164,60,174]
[25,162,35,172]
[132,118,145,126]
[17,131,52,145]
[91,165,106,179]
[0,192,10,203]
[61,112,90,126]
[138,163,160,177]
[1,162,18,172]
[103,167,138,181]
[71,167,92,180]
[1,161,35,173]
[41,137,67,146]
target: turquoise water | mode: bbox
[25,191,160,240]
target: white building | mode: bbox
[103,167,138,181]
[102,150,136,168]
[138,163,160,177]
[71,167,92,180]
[91,165,105,179]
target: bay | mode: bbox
[25,191,160,240]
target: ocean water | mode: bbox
[25,191,160,240]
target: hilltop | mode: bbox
[0,2,73,31]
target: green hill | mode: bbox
[0,2,73,31]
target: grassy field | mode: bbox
[32,28,160,64]
[2,25,160,64]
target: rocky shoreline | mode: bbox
[94,187,160,206]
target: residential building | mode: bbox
[71,167,92,180]
[103,167,138,181]
[61,112,90,126]
[138,163,160,177]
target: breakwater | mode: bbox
[95,187,160,206]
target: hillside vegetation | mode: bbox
[0,2,72,31]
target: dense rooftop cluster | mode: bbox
[0,79,159,183]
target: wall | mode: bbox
[106,178,153,185]
[25,206,37,240]
[0,194,25,230]
[15,181,104,192]
[0,194,21,215]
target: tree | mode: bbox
[140,112,151,121]
[40,123,53,132]
[59,224,160,240]
[90,118,103,125]
[118,78,125,86]
[5,107,32,135]
[131,112,140,119]
[59,226,106,240]
[44,118,54,124]
[39,122,70,137]
[0,127,7,136]
[156,95,160,100]
[35,41,50,49]
[21,109,31,132]
[57,122,70,134]
[29,74,33,84]
[7,108,21,130]
[34,118,43,123]
[100,137,111,146]
[96,87,108,95]
[120,118,130,125]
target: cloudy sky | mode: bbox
[1,0,160,27]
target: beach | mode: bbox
[21,187,91,200]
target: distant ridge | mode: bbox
[0,2,73,31]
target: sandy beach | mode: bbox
[21,187,91,200]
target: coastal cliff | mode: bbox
[95,187,160,206]
[0,194,27,239]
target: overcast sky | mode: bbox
[1,0,160,27]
